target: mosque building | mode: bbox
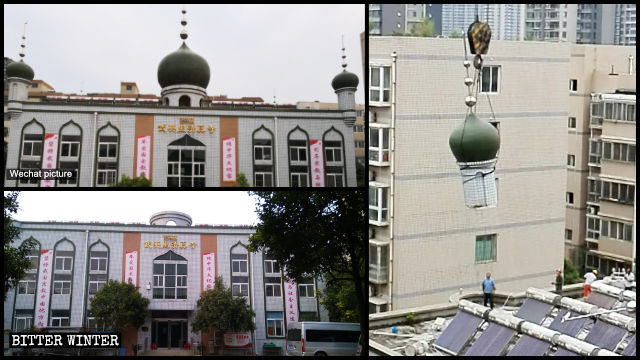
[4,9,359,187]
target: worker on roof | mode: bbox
[551,268,563,295]
[583,269,597,299]
[624,268,635,291]
[482,272,495,309]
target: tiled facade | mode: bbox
[369,37,568,312]
[4,212,329,355]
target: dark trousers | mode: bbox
[483,292,494,309]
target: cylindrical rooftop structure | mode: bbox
[149,211,192,226]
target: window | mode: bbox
[26,254,39,272]
[265,283,282,297]
[291,172,309,187]
[264,259,280,275]
[55,256,73,271]
[97,162,117,186]
[568,117,576,129]
[255,172,273,187]
[369,186,389,225]
[90,256,107,272]
[475,234,496,263]
[567,154,575,167]
[601,181,635,204]
[126,85,132,90]
[566,192,574,204]
[369,126,390,165]
[167,135,206,188]
[17,279,36,294]
[232,283,249,297]
[98,136,118,159]
[565,229,573,240]
[369,66,391,104]
[602,142,635,163]
[60,135,80,158]
[369,241,389,284]
[53,281,71,294]
[15,316,33,331]
[324,138,345,187]
[589,140,601,165]
[570,79,577,91]
[266,312,285,337]
[22,133,43,157]
[355,140,365,148]
[96,132,119,187]
[600,220,633,241]
[324,141,343,165]
[481,66,500,93]
[354,125,364,133]
[298,279,315,298]
[232,259,248,274]
[51,317,70,327]
[326,171,344,187]
[254,139,272,161]
[586,216,600,239]
[88,281,105,295]
[152,251,188,299]
[289,140,308,163]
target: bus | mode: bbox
[285,322,360,356]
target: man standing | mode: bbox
[482,272,495,309]
[583,269,597,299]
[551,269,563,295]
[624,268,635,291]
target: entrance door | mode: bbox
[170,321,181,348]
[158,322,168,348]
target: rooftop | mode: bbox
[370,277,636,356]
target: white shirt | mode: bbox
[584,272,597,285]
[624,272,635,287]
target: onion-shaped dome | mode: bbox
[331,70,359,90]
[449,113,500,162]
[6,60,34,81]
[158,42,210,89]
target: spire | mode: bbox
[341,34,347,70]
[180,7,188,40]
[20,21,28,60]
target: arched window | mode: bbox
[153,251,188,299]
[95,122,120,187]
[167,135,205,187]
[51,238,75,327]
[19,119,45,186]
[287,126,310,187]
[252,125,274,187]
[323,127,346,187]
[179,95,190,107]
[58,120,82,187]
[230,243,250,300]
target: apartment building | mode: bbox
[441,4,525,40]
[369,37,568,312]
[564,45,636,274]
[369,4,442,36]
[614,4,636,46]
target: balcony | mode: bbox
[370,239,389,285]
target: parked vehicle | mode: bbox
[355,334,362,356]
[286,322,360,356]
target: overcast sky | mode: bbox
[4,4,364,105]
[9,191,260,226]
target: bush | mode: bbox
[564,258,581,285]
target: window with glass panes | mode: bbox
[298,278,315,298]
[232,252,249,297]
[600,220,633,241]
[266,312,285,337]
[369,126,389,164]
[14,313,33,331]
[50,310,70,327]
[290,171,309,187]
[475,234,496,262]
[17,275,37,294]
[602,142,636,163]
[90,251,108,272]
[20,132,44,185]
[264,259,280,275]
[369,186,388,224]
[481,66,500,93]
[152,252,188,299]
[167,147,206,187]
[58,134,81,185]
[96,134,118,186]
[600,181,635,204]
[265,278,282,297]
[369,66,390,104]
[289,139,308,163]
[253,135,274,187]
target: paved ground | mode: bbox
[141,349,198,356]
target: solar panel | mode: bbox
[548,308,588,336]
[583,320,627,351]
[585,292,618,309]
[622,334,636,356]
[506,334,549,356]
[515,298,554,324]
[553,348,579,356]
[464,322,516,356]
[434,311,483,355]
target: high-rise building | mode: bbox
[441,4,525,40]
[369,4,442,36]
[564,44,635,275]
[614,4,636,46]
[368,37,568,312]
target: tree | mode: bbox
[89,280,150,332]
[4,191,36,300]
[410,18,435,37]
[450,29,463,38]
[192,277,256,335]
[564,258,582,285]
[232,172,250,187]
[109,174,152,187]
[317,272,359,323]
[248,191,366,353]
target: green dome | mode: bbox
[158,42,210,89]
[449,113,500,162]
[6,60,34,81]
[331,70,359,90]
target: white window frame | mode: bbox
[232,283,249,297]
[266,313,285,337]
[15,316,33,331]
[566,192,574,204]
[480,66,500,94]
[369,239,389,285]
[88,281,106,295]
[298,281,316,298]
[568,117,576,129]
[369,184,389,226]
[90,256,108,272]
[254,172,273,187]
[265,283,282,297]
[17,279,37,294]
[369,65,391,106]
[326,172,344,187]
[324,146,343,166]
[97,140,118,160]
[369,124,390,167]
[59,140,80,159]
[570,79,578,92]
[26,255,39,272]
[22,136,43,157]
[264,260,280,275]
[167,146,206,188]
[567,154,575,167]
[290,172,309,187]
[50,317,70,327]
[55,256,73,271]
[289,146,308,165]
[232,259,248,275]
[53,280,72,295]
[254,143,273,162]
[96,162,117,187]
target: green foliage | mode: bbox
[317,273,359,323]
[410,18,435,37]
[564,258,582,285]
[406,312,415,325]
[192,277,256,333]
[109,174,152,187]
[89,280,150,332]
[450,29,463,38]
[4,191,36,301]
[232,172,250,187]
[524,33,534,41]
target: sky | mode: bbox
[8,191,260,226]
[4,4,364,105]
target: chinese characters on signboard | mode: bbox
[136,136,151,178]
[35,249,52,327]
[222,137,236,182]
[125,251,138,286]
[309,140,325,187]
[202,252,215,291]
[157,118,215,134]
[284,278,299,323]
[41,134,58,187]
[143,241,197,249]
[223,332,251,347]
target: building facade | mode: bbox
[3,211,328,355]
[369,4,442,36]
[369,37,568,312]
[614,4,636,46]
[441,4,524,40]
[563,44,635,274]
